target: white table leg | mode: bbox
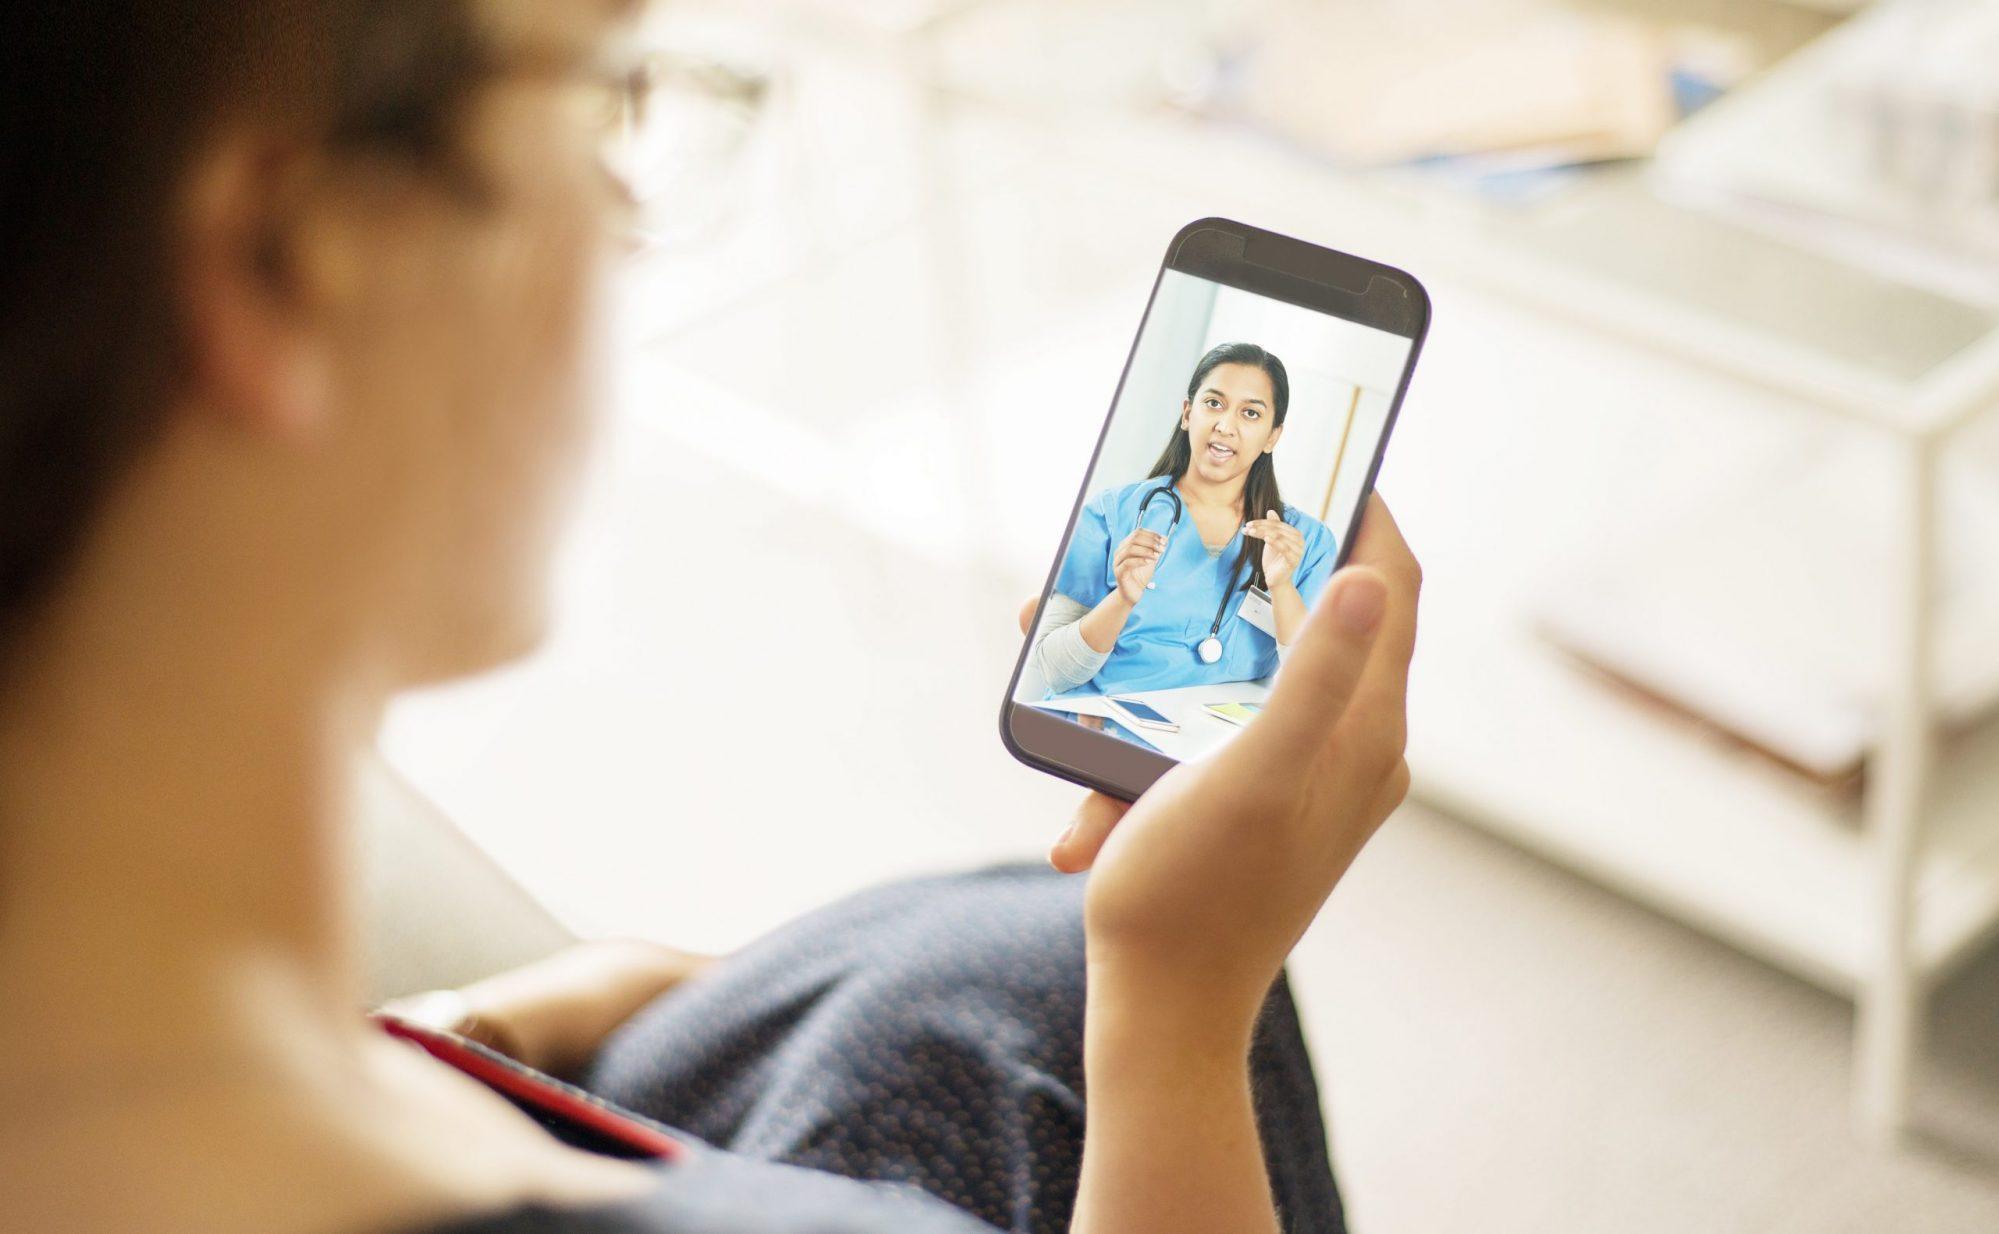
[1854,430,1937,1144]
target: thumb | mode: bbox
[1255,567,1386,761]
[1049,792,1130,873]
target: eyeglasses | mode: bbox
[562,44,772,250]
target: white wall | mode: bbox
[1086,269,1217,491]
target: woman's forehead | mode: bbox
[1199,363,1275,403]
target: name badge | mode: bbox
[1237,585,1277,638]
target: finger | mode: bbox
[1253,566,1387,764]
[1017,596,1038,637]
[456,1008,528,1061]
[1373,757,1412,820]
[1348,494,1417,589]
[1050,792,1131,872]
[1343,494,1421,699]
[1325,497,1420,780]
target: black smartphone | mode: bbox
[999,217,1428,801]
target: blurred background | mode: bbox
[379,0,1999,1228]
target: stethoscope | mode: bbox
[1135,485,1250,665]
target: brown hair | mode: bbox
[0,1,489,658]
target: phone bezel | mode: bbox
[997,217,1431,802]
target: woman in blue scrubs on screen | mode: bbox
[1031,342,1339,704]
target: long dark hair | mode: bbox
[1147,341,1290,591]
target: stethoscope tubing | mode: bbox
[1134,482,1250,656]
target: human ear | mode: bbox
[1264,423,1284,453]
[179,134,341,444]
[1180,399,1192,430]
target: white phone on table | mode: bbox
[1106,696,1179,733]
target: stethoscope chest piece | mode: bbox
[1137,481,1250,665]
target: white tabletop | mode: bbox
[1027,676,1275,762]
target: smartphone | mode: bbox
[1106,696,1179,733]
[1000,218,1428,801]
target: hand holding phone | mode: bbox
[1059,494,1419,1005]
[1061,496,1420,1234]
[1012,218,1428,1234]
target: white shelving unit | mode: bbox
[1412,592,1999,996]
[1373,0,1999,1138]
[1398,173,1999,1143]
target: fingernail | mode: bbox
[1335,574,1386,635]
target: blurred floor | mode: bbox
[385,3,1999,1229]
[1307,806,1999,1233]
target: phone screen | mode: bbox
[1009,238,1421,770]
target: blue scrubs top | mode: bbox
[1051,475,1339,697]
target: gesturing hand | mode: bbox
[1242,509,1306,592]
[1051,494,1419,1021]
[1111,528,1164,605]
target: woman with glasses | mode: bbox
[0,4,1419,1234]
